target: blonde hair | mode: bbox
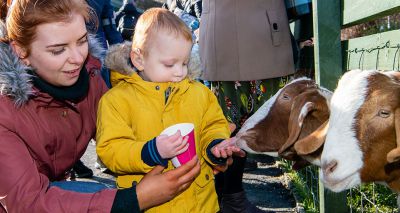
[132,8,192,56]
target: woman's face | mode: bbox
[24,12,89,87]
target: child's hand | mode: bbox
[211,137,245,158]
[211,137,246,174]
[156,131,189,159]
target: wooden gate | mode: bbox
[312,0,400,212]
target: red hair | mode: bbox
[2,0,96,56]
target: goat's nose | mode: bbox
[322,160,338,176]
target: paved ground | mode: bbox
[243,155,299,212]
[79,141,300,212]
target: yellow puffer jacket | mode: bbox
[96,42,230,213]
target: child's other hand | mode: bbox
[156,131,189,159]
[210,137,246,174]
[211,137,245,159]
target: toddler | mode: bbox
[96,8,242,212]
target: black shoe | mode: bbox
[220,191,266,213]
[72,160,93,178]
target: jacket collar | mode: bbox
[0,22,105,106]
[113,70,191,101]
[105,41,202,87]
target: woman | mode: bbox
[0,0,200,212]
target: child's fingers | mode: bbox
[220,149,228,158]
[176,136,188,149]
[234,149,246,157]
[167,131,182,143]
[225,147,233,157]
[212,147,221,158]
[176,143,189,155]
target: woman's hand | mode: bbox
[135,156,201,210]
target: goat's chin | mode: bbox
[302,156,321,167]
[236,138,279,157]
[320,169,361,192]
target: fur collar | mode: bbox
[0,22,105,106]
[105,41,202,81]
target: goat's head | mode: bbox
[236,78,331,168]
[320,69,400,192]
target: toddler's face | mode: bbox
[139,31,192,83]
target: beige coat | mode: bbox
[199,0,295,81]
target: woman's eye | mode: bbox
[78,39,88,46]
[51,48,65,55]
[164,64,174,68]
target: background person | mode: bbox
[87,0,123,88]
[115,0,142,41]
[199,0,296,212]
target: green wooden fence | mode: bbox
[312,0,400,212]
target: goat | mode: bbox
[235,77,332,169]
[317,69,400,193]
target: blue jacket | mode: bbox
[87,0,123,49]
[115,1,142,41]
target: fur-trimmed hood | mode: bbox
[105,41,202,84]
[0,22,105,106]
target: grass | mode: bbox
[279,159,319,213]
[279,159,398,213]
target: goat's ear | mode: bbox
[387,108,400,163]
[385,71,400,83]
[294,120,328,155]
[278,90,319,156]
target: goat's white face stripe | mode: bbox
[237,89,281,136]
[321,69,375,191]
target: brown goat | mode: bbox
[236,78,331,169]
[316,70,400,192]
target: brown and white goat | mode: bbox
[318,69,400,193]
[235,78,331,168]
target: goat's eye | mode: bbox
[282,94,290,100]
[378,109,391,118]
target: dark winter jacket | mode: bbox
[115,1,142,41]
[87,0,123,48]
[165,0,202,19]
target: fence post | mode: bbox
[312,0,348,212]
[312,0,343,91]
